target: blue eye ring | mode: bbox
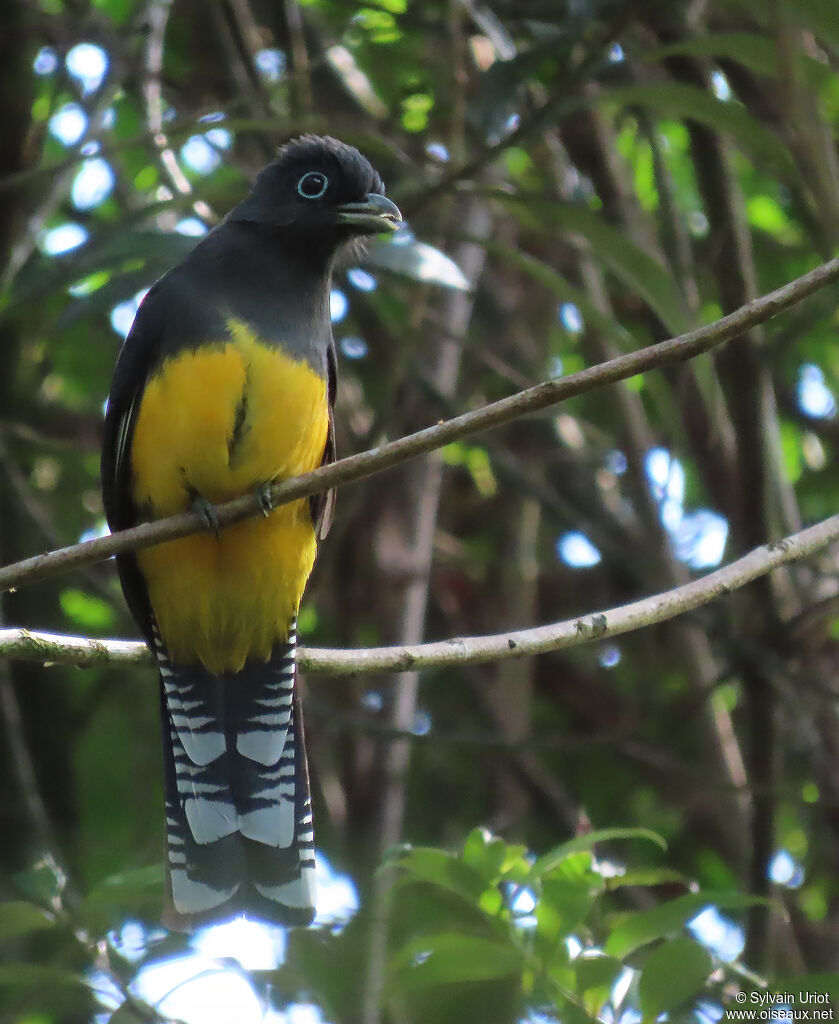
[297,171,329,199]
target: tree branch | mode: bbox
[3,510,838,673]
[1,255,838,596]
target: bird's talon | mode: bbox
[192,496,221,536]
[259,484,275,517]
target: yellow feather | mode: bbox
[130,323,329,672]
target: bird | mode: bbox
[101,135,401,930]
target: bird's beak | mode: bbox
[336,193,402,234]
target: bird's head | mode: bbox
[229,135,402,247]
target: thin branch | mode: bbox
[142,0,193,199]
[3,510,838,672]
[1,255,838,596]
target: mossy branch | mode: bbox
[2,511,837,673]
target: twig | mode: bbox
[3,510,838,672]
[142,0,193,199]
[1,255,838,595]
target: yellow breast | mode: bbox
[130,321,329,672]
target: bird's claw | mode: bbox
[259,483,275,517]
[192,495,221,537]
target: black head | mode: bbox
[229,135,401,241]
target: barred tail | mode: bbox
[154,622,317,931]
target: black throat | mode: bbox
[157,219,336,368]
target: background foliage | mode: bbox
[1,0,839,1020]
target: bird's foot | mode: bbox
[258,481,276,517]
[192,495,221,537]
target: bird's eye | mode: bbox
[297,171,329,199]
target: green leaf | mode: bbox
[594,83,796,177]
[603,868,686,890]
[605,891,763,959]
[387,932,523,994]
[387,847,487,903]
[771,973,839,1007]
[537,877,600,941]
[746,195,802,244]
[462,828,507,883]
[12,855,67,907]
[77,865,163,931]
[366,237,470,290]
[498,197,690,335]
[0,964,85,990]
[576,953,623,1016]
[646,32,780,73]
[576,953,623,989]
[108,999,156,1023]
[647,33,833,92]
[780,421,804,484]
[90,0,138,25]
[88,864,162,894]
[639,937,712,1017]
[531,827,667,877]
[0,901,54,942]
[81,865,162,914]
[60,588,115,630]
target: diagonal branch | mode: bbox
[0,255,837,595]
[3,509,838,672]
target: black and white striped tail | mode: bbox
[153,621,316,931]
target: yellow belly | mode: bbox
[130,321,329,672]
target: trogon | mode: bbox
[101,135,401,929]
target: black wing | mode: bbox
[310,337,338,540]
[101,283,165,642]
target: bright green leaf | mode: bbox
[605,891,763,959]
[387,932,522,994]
[386,847,487,903]
[60,589,115,630]
[594,83,796,177]
[504,147,533,180]
[90,0,137,24]
[603,867,686,890]
[747,195,801,244]
[801,781,820,804]
[639,937,712,1017]
[532,827,666,877]
[780,422,803,485]
[576,953,623,1016]
[463,828,507,882]
[537,878,600,941]
[297,605,319,635]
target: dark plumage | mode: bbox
[102,136,400,930]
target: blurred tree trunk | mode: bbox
[362,194,492,1024]
[0,0,72,878]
